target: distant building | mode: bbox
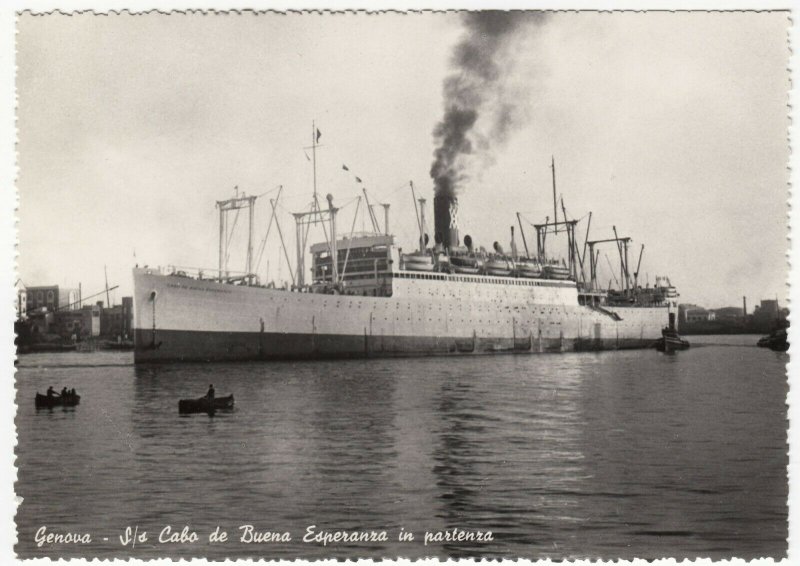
[16,281,27,319]
[680,304,716,323]
[100,297,133,339]
[88,304,101,337]
[712,306,744,321]
[45,296,134,340]
[752,299,784,324]
[27,312,54,336]
[55,308,95,339]
[22,285,80,315]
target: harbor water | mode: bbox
[15,335,787,560]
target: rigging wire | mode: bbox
[224,208,241,268]
[339,196,362,283]
[254,186,283,274]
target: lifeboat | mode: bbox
[485,257,512,277]
[402,253,435,272]
[516,260,542,278]
[543,262,570,280]
[450,255,483,274]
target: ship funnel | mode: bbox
[464,234,473,252]
[434,194,459,250]
[382,203,390,235]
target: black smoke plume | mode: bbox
[430,11,547,198]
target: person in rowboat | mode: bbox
[46,386,56,398]
[206,384,215,402]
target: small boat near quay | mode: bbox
[757,325,789,352]
[653,315,690,353]
[654,328,690,353]
[20,343,78,354]
[178,394,235,414]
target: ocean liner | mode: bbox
[132,140,680,363]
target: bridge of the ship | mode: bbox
[310,233,394,296]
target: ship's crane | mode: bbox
[531,219,579,281]
[586,233,632,292]
[216,190,258,284]
[633,244,645,290]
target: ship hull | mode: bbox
[134,328,657,362]
[133,268,672,363]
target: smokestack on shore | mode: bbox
[434,194,460,249]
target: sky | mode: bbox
[16,10,790,309]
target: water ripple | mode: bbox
[15,335,787,560]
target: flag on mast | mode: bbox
[316,128,322,143]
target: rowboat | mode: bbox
[178,394,235,414]
[35,393,80,409]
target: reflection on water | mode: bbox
[16,337,787,559]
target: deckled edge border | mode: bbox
[3,6,796,566]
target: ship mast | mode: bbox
[295,122,331,285]
[551,156,558,235]
[312,121,318,200]
[292,122,341,288]
[104,265,110,307]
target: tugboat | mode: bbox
[653,313,690,353]
[757,322,789,352]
